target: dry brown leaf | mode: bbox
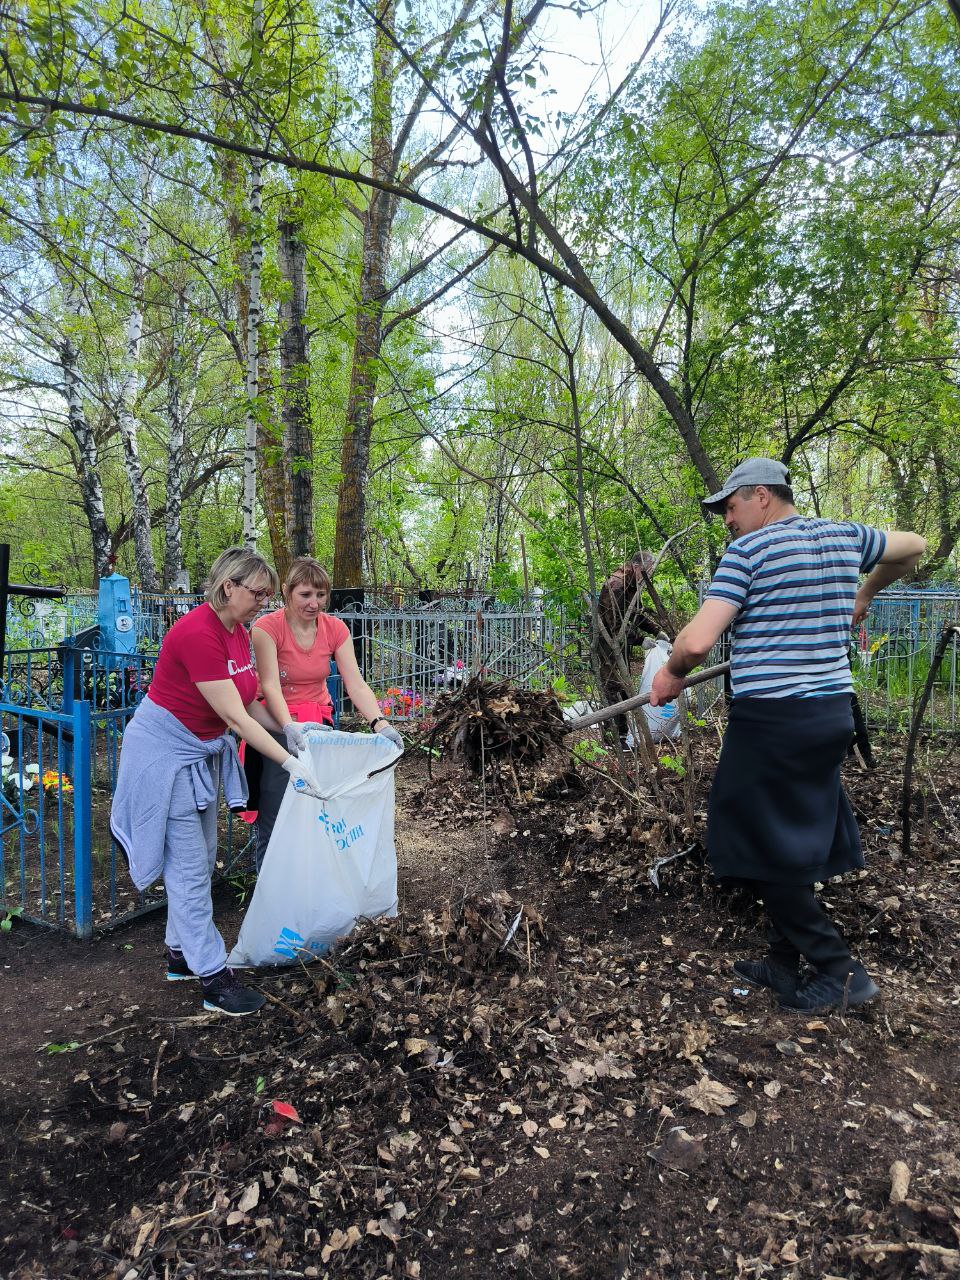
[889,1161,911,1204]
[237,1182,260,1214]
[649,1127,706,1172]
[681,1076,737,1115]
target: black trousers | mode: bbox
[752,880,853,977]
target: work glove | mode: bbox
[282,722,308,756]
[282,721,328,755]
[375,721,404,751]
[282,754,324,800]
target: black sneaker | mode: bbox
[778,963,879,1013]
[733,957,800,1000]
[200,968,266,1017]
[166,948,197,982]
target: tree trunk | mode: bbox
[60,329,111,582]
[278,207,313,558]
[117,176,159,590]
[242,154,264,549]
[258,350,293,581]
[164,289,197,588]
[332,0,397,587]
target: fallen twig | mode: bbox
[853,1240,960,1262]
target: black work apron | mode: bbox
[707,694,863,885]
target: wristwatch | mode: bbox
[369,716,385,730]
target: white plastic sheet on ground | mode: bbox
[228,729,402,968]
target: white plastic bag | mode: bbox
[228,729,402,968]
[635,638,682,742]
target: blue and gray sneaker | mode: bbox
[166,948,197,982]
[200,967,266,1017]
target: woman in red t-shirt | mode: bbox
[112,548,321,1019]
[248,556,403,863]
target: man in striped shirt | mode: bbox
[650,458,926,1013]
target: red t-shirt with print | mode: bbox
[148,603,259,739]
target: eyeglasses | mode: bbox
[233,580,271,603]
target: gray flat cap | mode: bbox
[701,457,790,513]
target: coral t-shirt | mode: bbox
[148,604,259,739]
[253,609,350,706]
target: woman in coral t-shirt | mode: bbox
[248,556,403,863]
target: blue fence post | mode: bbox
[72,698,93,939]
[59,646,77,780]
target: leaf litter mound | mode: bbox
[3,731,960,1280]
[427,676,568,780]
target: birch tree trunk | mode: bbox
[205,12,276,557]
[258,352,292,580]
[242,153,264,549]
[164,288,197,588]
[278,206,313,558]
[60,321,111,581]
[117,172,159,590]
[35,174,112,583]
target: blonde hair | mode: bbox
[205,548,279,611]
[283,557,332,605]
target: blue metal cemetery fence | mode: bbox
[0,644,263,937]
[697,583,960,731]
[851,588,960,730]
[0,700,92,936]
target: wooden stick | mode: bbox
[901,623,960,858]
[564,662,730,733]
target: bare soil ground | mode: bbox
[1,734,959,1280]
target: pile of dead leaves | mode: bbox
[6,733,960,1280]
[427,676,567,781]
[47,883,960,1280]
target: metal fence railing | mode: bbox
[1,699,92,936]
[697,584,960,732]
[334,607,574,717]
[3,592,99,650]
[0,646,258,937]
[852,590,960,731]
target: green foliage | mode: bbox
[43,1040,80,1054]
[0,0,958,593]
[0,906,24,932]
[572,739,608,765]
[659,752,686,778]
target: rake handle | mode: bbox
[564,661,731,734]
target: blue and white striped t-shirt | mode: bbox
[705,517,886,698]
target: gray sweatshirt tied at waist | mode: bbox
[110,695,248,890]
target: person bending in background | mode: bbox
[110,548,322,1017]
[650,458,926,1013]
[247,556,403,866]
[595,550,661,745]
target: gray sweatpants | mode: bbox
[254,730,288,871]
[163,756,227,979]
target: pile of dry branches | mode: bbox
[427,675,567,778]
